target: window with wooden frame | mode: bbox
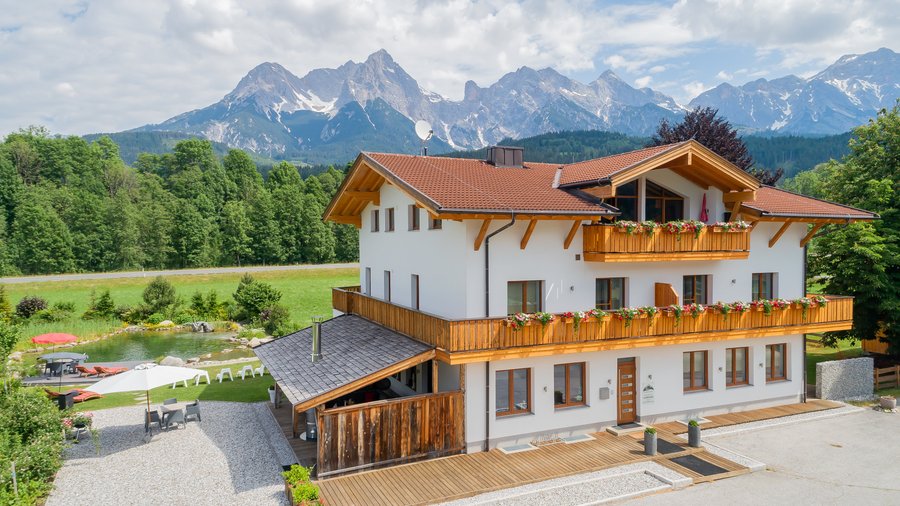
[410,274,420,310]
[595,277,625,310]
[408,205,420,231]
[507,280,542,315]
[554,362,586,408]
[496,368,531,416]
[726,347,749,387]
[608,180,638,221]
[683,350,708,391]
[683,275,709,305]
[383,270,391,302]
[645,180,685,222]
[752,273,775,300]
[385,207,395,232]
[370,210,380,232]
[766,343,787,382]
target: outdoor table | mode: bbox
[160,402,188,429]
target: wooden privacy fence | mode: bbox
[316,391,465,477]
[333,287,853,355]
[874,366,900,390]
[582,224,750,261]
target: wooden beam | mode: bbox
[520,220,537,250]
[329,215,362,227]
[730,200,743,222]
[800,223,824,247]
[563,220,581,250]
[669,166,710,190]
[722,190,757,203]
[768,221,793,248]
[474,219,492,251]
[431,360,439,393]
[344,191,380,205]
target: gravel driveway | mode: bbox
[47,402,296,505]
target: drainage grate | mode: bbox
[613,422,641,430]
[498,443,537,454]
[669,454,729,476]
[561,434,594,444]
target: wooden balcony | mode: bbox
[582,224,751,262]
[333,287,853,363]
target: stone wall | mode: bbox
[816,357,874,401]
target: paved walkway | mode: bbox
[0,262,359,284]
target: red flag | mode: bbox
[699,193,709,222]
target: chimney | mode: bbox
[311,316,324,363]
[486,146,524,168]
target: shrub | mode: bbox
[142,276,176,315]
[282,464,311,484]
[146,313,164,325]
[0,285,13,322]
[15,295,48,319]
[33,307,70,323]
[115,305,148,324]
[644,427,656,435]
[260,304,290,336]
[83,290,116,320]
[232,274,282,323]
[0,389,64,498]
[292,482,320,504]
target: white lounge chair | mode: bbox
[194,370,211,386]
[239,365,255,380]
[216,368,233,383]
[254,365,266,376]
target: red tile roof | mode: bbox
[557,142,684,186]
[364,153,614,215]
[743,186,878,219]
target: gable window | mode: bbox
[411,274,420,310]
[496,368,531,416]
[766,343,787,382]
[383,270,391,302]
[554,362,586,408]
[726,347,749,387]
[385,208,395,232]
[683,350,708,391]
[608,180,638,221]
[408,205,420,231]
[429,216,443,230]
[683,275,709,305]
[507,281,542,315]
[596,278,625,310]
[752,273,775,300]
[645,180,684,222]
[371,210,380,232]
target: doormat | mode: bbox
[613,422,641,430]
[638,438,684,454]
[669,454,729,476]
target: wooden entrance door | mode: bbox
[617,359,637,424]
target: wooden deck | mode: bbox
[267,403,317,468]
[654,399,842,434]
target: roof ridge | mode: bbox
[561,141,686,169]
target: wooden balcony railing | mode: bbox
[333,287,853,362]
[582,224,751,262]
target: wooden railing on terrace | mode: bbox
[316,391,465,477]
[333,287,854,359]
[582,224,751,262]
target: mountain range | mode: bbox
[130,47,899,162]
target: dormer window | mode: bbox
[609,180,638,221]
[645,180,684,222]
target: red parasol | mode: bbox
[31,333,78,344]
[699,193,709,222]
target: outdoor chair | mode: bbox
[254,365,266,376]
[163,409,185,430]
[75,365,98,377]
[185,400,201,423]
[163,398,177,405]
[194,370,211,386]
[171,379,189,389]
[239,365,255,380]
[145,409,163,433]
[216,368,233,383]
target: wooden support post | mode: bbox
[474,219,492,251]
[432,360,439,393]
[730,200,743,222]
[800,223,824,247]
[768,221,792,248]
[563,220,581,250]
[291,407,299,439]
[520,219,537,250]
[459,363,466,392]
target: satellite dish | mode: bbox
[415,120,433,142]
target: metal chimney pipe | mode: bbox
[311,317,324,363]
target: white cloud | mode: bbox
[55,82,76,97]
[682,81,710,98]
[648,65,667,74]
[715,70,733,81]
[634,76,652,88]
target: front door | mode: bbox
[617,359,637,425]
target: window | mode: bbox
[507,281,542,315]
[496,368,531,416]
[683,350,708,391]
[383,271,391,302]
[683,275,709,305]
[554,363,586,408]
[726,347,749,386]
[595,278,625,310]
[766,343,787,382]
[608,180,638,221]
[371,210,380,232]
[364,267,372,295]
[410,274,419,310]
[429,217,443,230]
[645,180,685,222]
[408,205,420,231]
[385,208,395,232]
[752,273,775,300]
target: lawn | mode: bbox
[805,334,865,384]
[39,360,274,412]
[6,266,358,348]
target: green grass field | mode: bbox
[6,267,358,348]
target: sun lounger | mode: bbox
[75,365,98,377]
[95,366,128,376]
[44,388,102,403]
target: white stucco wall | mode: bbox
[464,334,804,452]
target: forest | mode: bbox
[0,128,358,276]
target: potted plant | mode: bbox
[268,385,276,403]
[282,464,321,505]
[881,395,897,411]
[644,427,657,456]
[687,419,701,447]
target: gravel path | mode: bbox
[47,402,295,506]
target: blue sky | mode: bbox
[0,0,897,135]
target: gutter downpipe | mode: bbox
[802,242,808,403]
[483,212,516,452]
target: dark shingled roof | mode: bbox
[254,315,434,407]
